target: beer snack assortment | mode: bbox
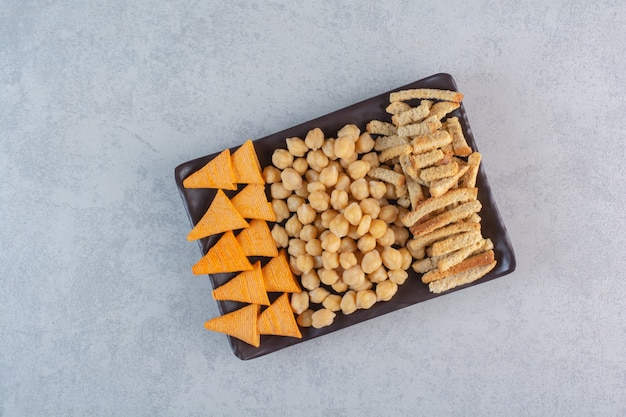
[175,74,516,359]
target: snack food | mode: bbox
[183,149,237,190]
[211,261,270,305]
[186,189,249,241]
[257,293,303,338]
[230,139,265,184]
[192,230,253,275]
[204,304,261,347]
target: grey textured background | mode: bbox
[2,1,625,416]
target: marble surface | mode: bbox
[2,1,625,416]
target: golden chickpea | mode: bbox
[347,224,361,240]
[318,165,339,188]
[381,247,403,270]
[306,181,325,193]
[334,135,355,160]
[296,254,314,274]
[296,309,314,327]
[342,265,365,286]
[301,270,320,290]
[285,137,308,157]
[407,243,426,260]
[378,204,399,224]
[391,225,410,247]
[289,255,302,275]
[350,279,373,292]
[338,237,357,253]
[311,308,336,329]
[350,178,369,201]
[360,198,381,219]
[304,169,319,183]
[340,290,358,315]
[337,124,360,142]
[346,160,370,180]
[355,132,375,154]
[376,228,396,247]
[263,165,282,183]
[296,203,317,225]
[292,157,308,175]
[368,180,387,199]
[356,214,372,236]
[376,280,398,302]
[304,127,325,150]
[321,137,337,160]
[271,224,289,248]
[288,238,306,257]
[319,269,340,286]
[399,247,412,270]
[300,225,318,242]
[330,189,349,211]
[385,183,397,200]
[271,199,290,223]
[322,294,342,312]
[309,287,330,304]
[285,194,303,213]
[356,290,377,309]
[320,209,338,229]
[395,207,409,227]
[388,269,409,285]
[270,182,292,200]
[334,173,352,192]
[361,152,380,169]
[321,232,341,252]
[306,149,329,172]
[280,167,303,191]
[368,265,388,283]
[290,291,309,314]
[272,148,294,169]
[331,278,348,293]
[343,202,363,226]
[328,213,349,237]
[368,218,388,239]
[294,182,310,198]
[361,250,383,274]
[357,234,377,252]
[339,152,358,169]
[308,190,330,212]
[284,214,303,237]
[321,250,340,270]
[313,255,323,269]
[339,252,357,270]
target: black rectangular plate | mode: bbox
[175,73,516,360]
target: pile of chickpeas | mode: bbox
[264,125,413,329]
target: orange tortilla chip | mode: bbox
[231,140,264,185]
[261,250,302,293]
[257,293,302,338]
[212,261,270,305]
[204,304,260,347]
[183,149,237,190]
[231,184,276,221]
[187,189,250,241]
[236,219,279,257]
[192,231,253,275]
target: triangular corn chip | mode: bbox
[192,231,253,275]
[236,219,279,257]
[261,250,301,293]
[231,184,276,221]
[257,293,302,338]
[204,304,260,347]
[187,189,250,241]
[231,140,264,185]
[183,149,237,190]
[212,261,270,305]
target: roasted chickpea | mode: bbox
[331,278,348,293]
[328,213,349,237]
[381,247,403,270]
[334,136,355,160]
[339,252,357,270]
[392,225,410,246]
[347,178,367,201]
[376,227,396,247]
[368,180,387,199]
[340,290,357,315]
[399,247,413,270]
[271,224,289,248]
[360,198,381,219]
[321,137,337,159]
[334,173,351,192]
[355,132,375,154]
[285,137,308,157]
[342,265,365,286]
[280,167,303,191]
[320,209,339,228]
[361,250,383,274]
[284,214,303,237]
[301,270,321,290]
[290,291,309,314]
[319,269,340,286]
[319,165,339,188]
[350,279,373,292]
[297,203,317,225]
[376,280,398,302]
[297,309,314,327]
[356,214,372,236]
[272,148,294,169]
[322,251,340,270]
[368,265,388,283]
[286,194,305,213]
[304,127,324,150]
[368,218,388,239]
[321,232,341,252]
[272,199,290,223]
[361,152,380,169]
[292,157,308,175]
[296,254,314,274]
[311,308,336,329]
[378,204,399,224]
[330,189,349,211]
[357,234,377,252]
[270,182,292,200]
[343,202,363,226]
[306,149,329,172]
[300,225,318,242]
[356,290,377,309]
[337,124,360,142]
[304,169,319,183]
[308,190,330,212]
[388,269,409,285]
[287,238,306,257]
[322,294,342,312]
[338,237,357,253]
[346,160,370,180]
[309,287,330,304]
[263,165,282,183]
